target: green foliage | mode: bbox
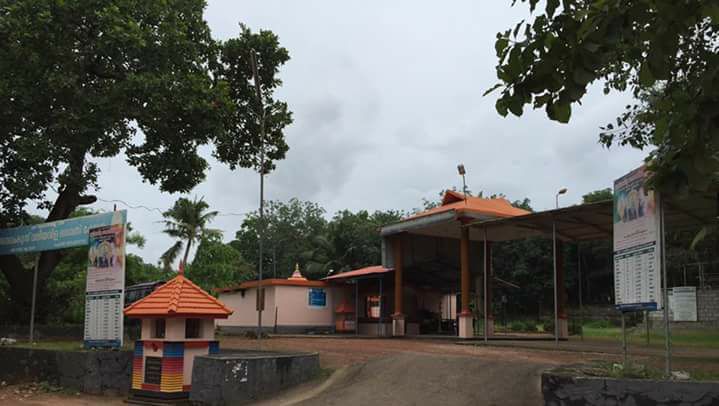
[188,236,254,293]
[582,188,612,203]
[303,209,404,279]
[232,199,404,280]
[160,196,220,270]
[0,0,293,320]
[508,320,537,332]
[233,199,328,279]
[491,0,719,193]
[215,24,293,173]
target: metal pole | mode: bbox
[621,311,628,368]
[578,243,583,341]
[378,277,383,336]
[661,196,671,377]
[483,228,488,343]
[645,310,650,345]
[29,256,40,343]
[355,280,359,336]
[250,50,266,346]
[553,221,559,344]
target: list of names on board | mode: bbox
[83,224,126,348]
[613,166,662,309]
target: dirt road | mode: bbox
[226,337,616,405]
[295,352,549,406]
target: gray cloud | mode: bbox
[74,1,648,264]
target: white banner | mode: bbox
[613,166,662,309]
[84,224,126,348]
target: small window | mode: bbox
[185,318,201,339]
[153,319,165,339]
[144,357,162,384]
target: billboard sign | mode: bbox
[613,166,662,310]
[0,211,127,255]
[83,224,126,349]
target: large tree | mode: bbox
[304,209,404,278]
[232,199,328,279]
[188,234,254,293]
[490,0,719,193]
[0,1,291,313]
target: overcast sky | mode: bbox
[85,1,647,266]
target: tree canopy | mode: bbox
[0,1,292,315]
[490,0,719,193]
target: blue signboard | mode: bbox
[308,288,327,307]
[0,211,127,255]
[615,302,658,313]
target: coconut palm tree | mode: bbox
[160,196,221,270]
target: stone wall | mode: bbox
[542,371,719,405]
[0,347,131,395]
[698,289,719,322]
[190,350,320,405]
[0,324,141,340]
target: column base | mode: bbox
[392,314,405,337]
[557,318,569,339]
[458,314,473,338]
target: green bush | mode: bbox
[506,319,538,332]
[509,320,528,332]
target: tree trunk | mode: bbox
[0,150,96,323]
[182,238,193,268]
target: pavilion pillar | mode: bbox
[485,241,495,337]
[555,239,569,339]
[458,227,473,338]
[392,234,405,337]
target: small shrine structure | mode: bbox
[124,264,232,401]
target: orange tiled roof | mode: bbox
[407,190,530,220]
[323,265,392,281]
[216,278,327,293]
[124,274,233,318]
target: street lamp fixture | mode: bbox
[555,187,568,209]
[457,164,468,204]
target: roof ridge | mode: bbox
[124,273,232,318]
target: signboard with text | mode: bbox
[669,287,697,321]
[308,288,327,308]
[613,166,662,311]
[84,224,126,349]
[0,211,127,255]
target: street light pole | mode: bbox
[555,187,568,209]
[250,50,266,346]
[553,188,567,345]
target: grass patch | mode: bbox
[582,326,719,349]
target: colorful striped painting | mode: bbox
[132,341,143,390]
[160,342,184,393]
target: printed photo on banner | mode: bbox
[86,224,126,293]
